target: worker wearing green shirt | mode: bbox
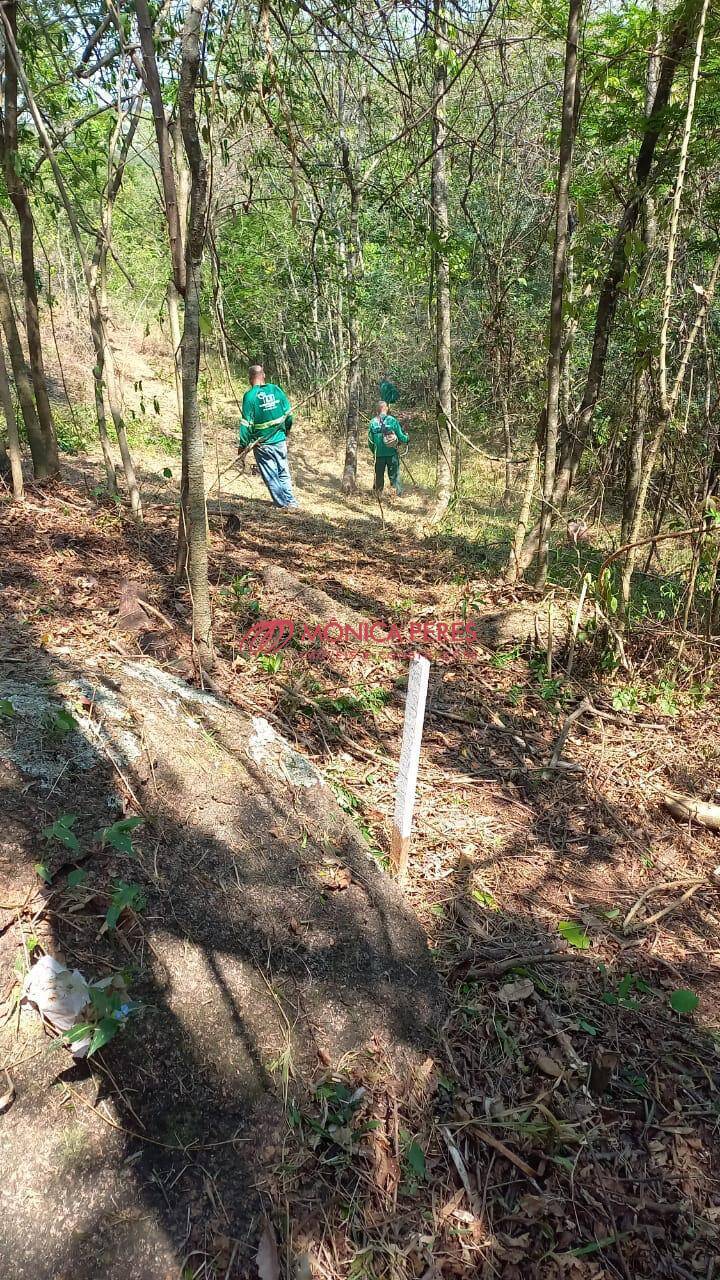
[368,400,408,496]
[238,364,298,510]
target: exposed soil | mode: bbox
[2,438,720,1278]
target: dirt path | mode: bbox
[2,455,720,1278]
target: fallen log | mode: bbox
[662,790,720,832]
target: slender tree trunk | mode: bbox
[88,312,119,495]
[0,252,47,478]
[621,0,711,597]
[512,9,691,572]
[500,389,512,506]
[620,8,660,615]
[429,0,453,524]
[341,173,361,493]
[133,0,185,293]
[168,117,189,427]
[88,100,143,514]
[98,248,143,517]
[0,327,23,498]
[535,0,582,588]
[619,370,650,608]
[508,436,540,582]
[178,0,213,664]
[1,0,58,477]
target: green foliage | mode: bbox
[60,974,140,1057]
[98,817,143,856]
[42,708,79,739]
[42,813,80,853]
[318,686,391,717]
[0,698,15,718]
[602,972,651,1010]
[52,404,97,455]
[670,989,699,1015]
[557,920,590,950]
[402,1134,426,1181]
[490,645,520,669]
[258,653,284,674]
[104,880,146,931]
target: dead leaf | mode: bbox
[498,977,535,1003]
[0,1070,15,1113]
[256,1221,280,1280]
[532,1051,564,1079]
[411,1055,436,1101]
[324,866,352,891]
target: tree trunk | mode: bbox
[89,101,143,514]
[0,251,47,478]
[507,436,540,582]
[89,320,119,495]
[1,0,58,477]
[168,116,189,427]
[619,8,660,615]
[133,0,185,294]
[429,0,453,524]
[98,247,143,518]
[178,0,213,665]
[512,8,692,572]
[341,175,361,493]
[620,0,711,600]
[0,326,23,498]
[535,0,582,588]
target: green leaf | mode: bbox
[34,862,53,884]
[577,1019,597,1035]
[163,466,173,479]
[0,698,15,718]
[105,880,146,930]
[471,888,498,910]
[42,814,80,853]
[670,988,699,1015]
[406,1139,426,1180]
[199,312,212,338]
[67,868,87,889]
[88,1017,118,1056]
[99,817,143,856]
[62,1022,94,1045]
[558,920,591,950]
[44,708,78,737]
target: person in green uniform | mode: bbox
[368,400,408,496]
[238,364,298,510]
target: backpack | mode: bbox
[379,415,398,448]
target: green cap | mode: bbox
[379,378,399,405]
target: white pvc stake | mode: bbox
[391,653,430,880]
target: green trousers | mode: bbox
[373,453,402,495]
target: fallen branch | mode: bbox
[623,876,705,933]
[468,1124,541,1186]
[534,994,584,1069]
[597,523,707,582]
[547,697,592,770]
[465,950,577,978]
[441,1126,482,1215]
[662,791,720,832]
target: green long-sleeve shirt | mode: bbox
[368,413,408,459]
[238,384,293,447]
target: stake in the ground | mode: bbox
[391,653,430,880]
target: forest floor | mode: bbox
[2,426,720,1279]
